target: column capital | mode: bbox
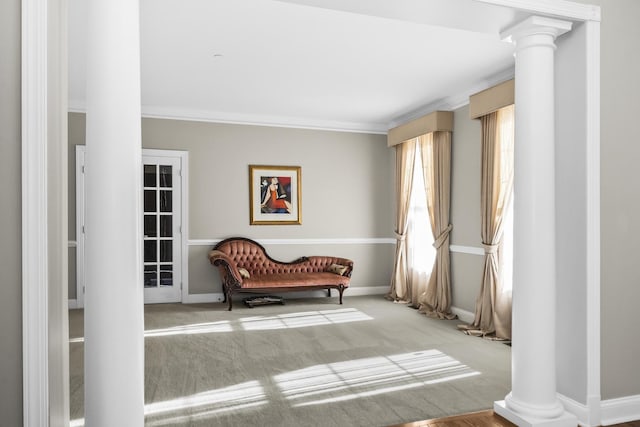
[501,16,572,46]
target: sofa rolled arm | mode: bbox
[208,250,243,285]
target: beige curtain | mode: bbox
[387,140,417,302]
[463,105,514,339]
[418,132,455,319]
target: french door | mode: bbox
[142,155,183,303]
[76,147,186,306]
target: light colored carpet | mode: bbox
[69,295,511,426]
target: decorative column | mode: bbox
[84,0,144,425]
[494,16,576,427]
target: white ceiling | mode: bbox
[68,0,528,133]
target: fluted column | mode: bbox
[84,0,144,425]
[494,16,577,427]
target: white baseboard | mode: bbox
[601,394,640,426]
[344,286,388,296]
[182,293,225,304]
[68,286,388,307]
[558,393,601,427]
[450,306,475,324]
[450,244,484,256]
[180,286,389,304]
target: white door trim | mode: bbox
[75,147,189,307]
[142,150,187,303]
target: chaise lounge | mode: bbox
[208,237,353,311]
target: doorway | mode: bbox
[75,147,188,305]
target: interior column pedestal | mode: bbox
[494,16,577,427]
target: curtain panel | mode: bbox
[417,131,455,319]
[387,140,417,302]
[463,105,514,339]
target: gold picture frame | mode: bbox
[249,165,302,225]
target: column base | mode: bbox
[494,400,578,427]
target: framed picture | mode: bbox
[249,165,302,225]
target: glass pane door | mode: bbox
[143,156,182,303]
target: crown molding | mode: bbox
[388,67,515,128]
[68,101,388,135]
[69,67,517,136]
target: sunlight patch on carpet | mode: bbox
[68,320,233,343]
[274,349,480,407]
[239,307,373,331]
[69,308,373,343]
[144,320,233,337]
[70,380,267,427]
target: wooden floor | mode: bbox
[389,410,640,427]
[389,410,515,427]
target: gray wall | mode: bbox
[69,114,395,298]
[0,0,23,424]
[450,104,483,314]
[589,0,640,400]
[555,20,589,404]
[570,0,640,401]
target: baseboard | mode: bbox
[558,393,601,427]
[181,286,389,304]
[182,293,225,304]
[558,393,640,427]
[68,286,388,307]
[601,394,640,426]
[450,306,475,324]
[344,286,388,296]
[450,245,484,256]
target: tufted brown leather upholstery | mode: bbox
[208,237,353,310]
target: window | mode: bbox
[407,143,436,278]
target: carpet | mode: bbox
[69,295,511,426]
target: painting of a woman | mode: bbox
[260,176,292,213]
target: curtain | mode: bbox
[387,140,417,302]
[462,105,514,339]
[406,144,436,308]
[417,131,455,319]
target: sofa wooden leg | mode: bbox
[338,285,345,305]
[227,290,234,311]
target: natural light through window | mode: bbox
[498,105,515,294]
[240,308,373,331]
[145,321,234,337]
[69,308,373,343]
[408,143,436,275]
[68,320,233,343]
[274,349,480,407]
[69,348,481,426]
[70,381,267,427]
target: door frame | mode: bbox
[75,146,189,307]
